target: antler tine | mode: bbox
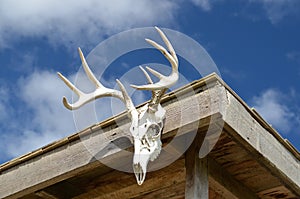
[116,79,136,115]
[139,65,153,84]
[139,66,159,105]
[78,48,102,88]
[57,72,83,110]
[58,48,137,118]
[139,65,165,107]
[131,27,179,91]
[154,26,178,65]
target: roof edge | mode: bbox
[1,73,298,173]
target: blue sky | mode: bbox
[0,0,299,164]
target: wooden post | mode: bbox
[185,131,208,199]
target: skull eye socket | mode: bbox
[148,124,161,138]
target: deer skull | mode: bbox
[58,27,178,185]
[131,103,165,185]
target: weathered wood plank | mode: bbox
[35,191,58,199]
[209,133,283,193]
[1,73,299,199]
[0,81,225,199]
[133,181,185,199]
[209,178,237,199]
[185,157,208,199]
[223,90,300,196]
[73,158,186,199]
[208,156,259,199]
[257,185,298,198]
[185,129,208,199]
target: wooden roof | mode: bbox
[0,73,299,199]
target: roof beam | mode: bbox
[208,156,259,199]
[0,75,224,199]
[223,88,300,196]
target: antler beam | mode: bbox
[131,27,179,91]
[57,48,136,117]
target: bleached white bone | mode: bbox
[58,27,178,185]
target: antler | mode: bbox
[57,48,137,118]
[131,27,179,106]
[58,27,178,115]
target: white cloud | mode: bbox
[0,60,192,159]
[190,0,225,11]
[0,68,151,159]
[191,0,212,11]
[0,0,177,49]
[18,71,75,133]
[0,70,76,158]
[5,130,63,158]
[250,0,300,24]
[0,85,12,122]
[250,89,296,133]
[190,0,299,24]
